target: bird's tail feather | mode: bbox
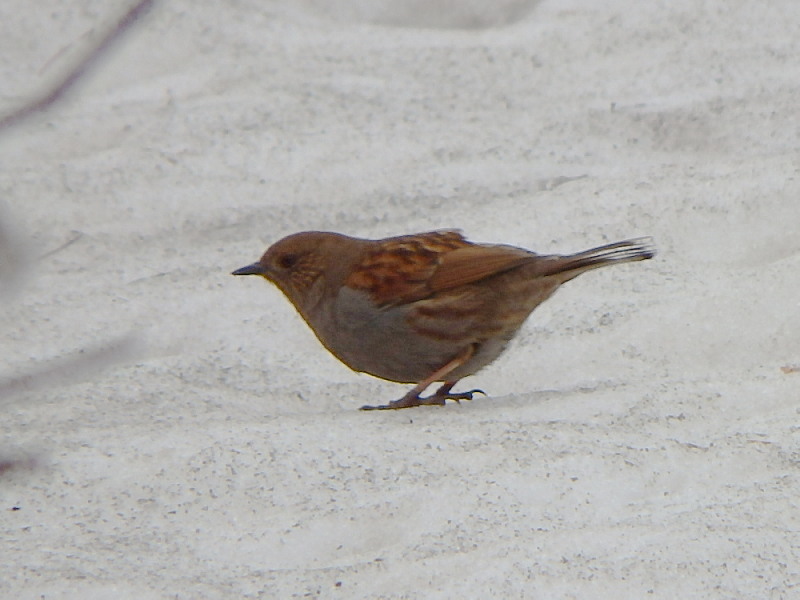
[542,237,656,279]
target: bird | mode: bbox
[232,230,655,410]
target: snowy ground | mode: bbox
[1,0,799,598]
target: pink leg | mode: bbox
[360,346,485,410]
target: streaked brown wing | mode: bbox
[345,231,470,306]
[346,231,535,307]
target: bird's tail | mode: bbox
[541,237,656,280]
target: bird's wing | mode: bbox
[427,244,536,293]
[346,231,535,307]
[344,230,465,306]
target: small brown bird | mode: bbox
[233,231,655,410]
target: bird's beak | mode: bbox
[232,262,266,276]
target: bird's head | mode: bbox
[232,231,362,309]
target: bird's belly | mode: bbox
[316,287,468,383]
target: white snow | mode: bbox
[1,0,799,598]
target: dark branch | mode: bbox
[0,335,141,403]
[0,0,155,132]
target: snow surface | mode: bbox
[1,0,799,598]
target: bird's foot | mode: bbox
[437,388,485,404]
[360,386,485,411]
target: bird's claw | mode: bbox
[440,388,485,403]
[360,388,486,411]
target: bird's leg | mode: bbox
[360,345,483,410]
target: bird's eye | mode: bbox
[277,253,298,269]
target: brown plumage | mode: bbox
[232,230,655,410]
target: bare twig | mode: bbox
[0,335,142,403]
[1,3,158,477]
[0,454,39,477]
[37,231,85,260]
[0,209,30,296]
[0,0,156,132]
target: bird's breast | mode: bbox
[304,287,465,383]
